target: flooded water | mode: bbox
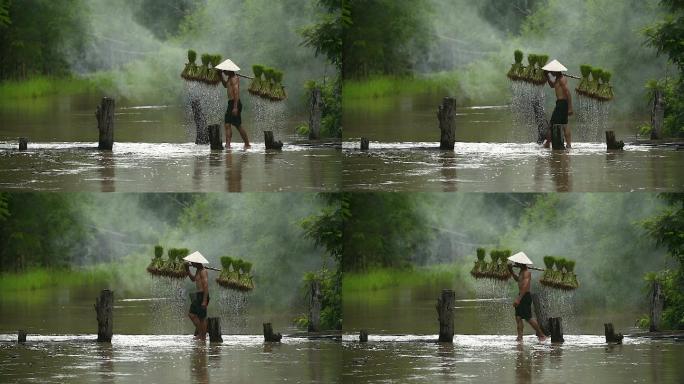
[0,93,340,192]
[342,93,683,192]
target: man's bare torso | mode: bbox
[518,269,531,294]
[226,76,239,101]
[553,75,568,100]
[195,268,208,292]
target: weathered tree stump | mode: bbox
[551,125,565,150]
[604,323,623,344]
[263,323,282,342]
[650,89,665,140]
[531,293,549,336]
[359,330,368,342]
[649,281,665,332]
[207,317,223,343]
[436,289,455,342]
[360,137,369,150]
[18,137,28,151]
[308,87,322,140]
[605,131,624,150]
[17,329,26,343]
[208,124,223,150]
[191,99,209,145]
[548,317,564,343]
[264,131,283,150]
[94,289,113,342]
[438,97,457,150]
[308,279,322,333]
[96,97,115,150]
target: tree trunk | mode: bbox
[308,279,322,332]
[649,281,665,332]
[605,131,624,150]
[191,99,209,145]
[263,323,282,342]
[208,124,223,150]
[438,97,457,150]
[359,330,368,342]
[17,329,26,343]
[264,131,283,150]
[18,137,28,151]
[436,289,455,342]
[360,137,369,150]
[94,290,113,342]
[308,87,322,140]
[96,98,115,150]
[531,293,549,336]
[650,89,665,140]
[548,317,564,343]
[604,323,623,344]
[551,125,565,150]
[207,317,223,343]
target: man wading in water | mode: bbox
[507,252,547,342]
[218,58,250,149]
[184,251,210,341]
[542,60,574,149]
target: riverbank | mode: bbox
[342,263,473,293]
[0,75,109,100]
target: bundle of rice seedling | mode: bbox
[237,261,254,291]
[470,247,488,277]
[181,50,199,81]
[507,50,525,81]
[587,67,602,98]
[196,54,211,84]
[249,64,264,95]
[162,248,190,278]
[597,70,614,100]
[539,256,579,290]
[471,249,511,280]
[531,55,549,85]
[271,70,287,101]
[216,256,239,287]
[522,54,537,82]
[576,65,592,95]
[147,245,165,276]
[205,54,223,85]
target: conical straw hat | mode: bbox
[508,251,533,265]
[183,251,209,264]
[215,58,240,72]
[542,59,567,72]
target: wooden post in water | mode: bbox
[94,289,113,342]
[17,330,26,343]
[96,97,114,150]
[308,279,322,332]
[650,89,665,140]
[438,97,456,150]
[18,137,28,151]
[605,131,624,150]
[360,137,369,150]
[264,131,283,150]
[359,330,368,342]
[308,87,322,140]
[436,289,455,342]
[263,323,282,342]
[207,317,223,343]
[649,281,665,332]
[208,124,223,150]
[548,317,564,343]
[604,323,623,344]
[531,293,550,336]
[191,99,209,145]
[551,125,565,150]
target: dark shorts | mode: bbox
[550,99,568,125]
[225,99,243,127]
[515,292,532,320]
[189,292,209,319]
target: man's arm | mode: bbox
[201,270,209,307]
[545,71,555,88]
[220,72,228,88]
[508,263,519,281]
[186,263,196,281]
[562,77,574,115]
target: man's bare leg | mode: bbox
[563,125,572,149]
[237,125,251,148]
[198,318,208,341]
[189,313,201,339]
[224,123,232,148]
[515,316,524,341]
[526,319,547,341]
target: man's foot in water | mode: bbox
[516,336,523,342]
[244,144,251,149]
[565,143,572,149]
[542,140,550,149]
[537,335,547,342]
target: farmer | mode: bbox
[184,251,210,341]
[542,59,574,149]
[218,58,251,149]
[507,252,547,342]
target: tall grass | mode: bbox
[343,73,462,101]
[343,263,471,293]
[0,75,103,100]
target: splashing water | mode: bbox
[149,277,189,334]
[474,278,515,333]
[217,289,250,334]
[249,95,288,140]
[183,81,224,141]
[510,81,546,143]
[538,286,577,333]
[575,94,611,142]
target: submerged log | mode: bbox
[96,97,115,150]
[308,87,322,140]
[436,289,455,342]
[308,279,322,333]
[605,131,624,150]
[649,281,665,332]
[604,323,623,344]
[531,293,549,336]
[207,317,223,343]
[94,289,113,342]
[548,317,564,343]
[359,330,368,342]
[191,99,209,145]
[360,137,369,150]
[438,97,457,150]
[17,329,26,343]
[264,131,283,150]
[18,137,28,151]
[263,323,282,342]
[208,124,223,150]
[551,125,565,150]
[650,89,665,140]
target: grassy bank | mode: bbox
[343,73,461,101]
[0,75,108,100]
[343,263,472,293]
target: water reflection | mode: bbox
[191,344,210,384]
[439,151,458,192]
[96,343,114,384]
[225,150,245,192]
[549,151,572,192]
[97,151,115,192]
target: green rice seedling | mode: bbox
[147,245,165,275]
[523,54,537,82]
[541,256,554,282]
[598,71,614,100]
[471,248,487,278]
[205,54,222,85]
[532,54,548,84]
[507,50,525,81]
[197,54,211,84]
[577,64,592,95]
[181,50,199,80]
[588,67,602,97]
[249,64,264,95]
[217,256,234,287]
[272,70,286,101]
[238,261,254,291]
